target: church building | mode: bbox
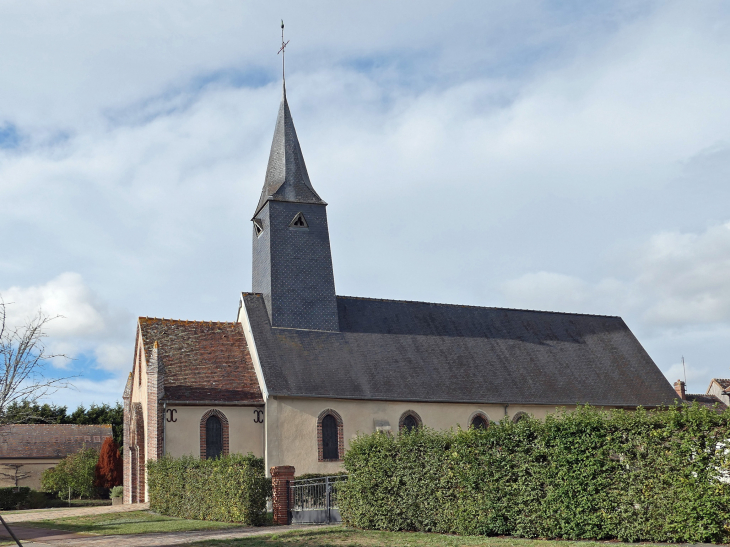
[123,83,678,504]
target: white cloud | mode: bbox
[2,1,730,406]
[2,272,107,336]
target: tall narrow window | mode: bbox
[321,414,339,460]
[206,415,223,459]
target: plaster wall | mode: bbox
[265,396,582,475]
[707,381,730,406]
[163,405,265,458]
[0,459,61,489]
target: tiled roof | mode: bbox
[685,393,728,411]
[138,318,263,404]
[243,293,678,407]
[254,85,325,217]
[0,424,112,459]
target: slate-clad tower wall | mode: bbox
[252,86,339,332]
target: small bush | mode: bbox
[0,487,30,510]
[148,453,271,525]
[41,447,99,499]
[110,485,123,499]
[25,490,49,509]
[340,404,730,544]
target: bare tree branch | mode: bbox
[0,297,76,424]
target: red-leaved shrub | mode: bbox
[94,436,122,488]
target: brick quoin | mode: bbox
[271,465,295,525]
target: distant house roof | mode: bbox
[0,424,112,459]
[242,293,678,407]
[685,393,728,411]
[138,318,263,404]
[711,378,730,391]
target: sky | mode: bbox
[1,1,730,408]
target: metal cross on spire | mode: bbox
[278,20,290,85]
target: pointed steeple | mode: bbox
[253,85,326,217]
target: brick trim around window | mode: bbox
[199,409,229,460]
[317,409,344,462]
[468,410,490,429]
[398,410,422,431]
[512,411,529,423]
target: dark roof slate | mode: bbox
[685,393,728,411]
[254,85,325,217]
[243,293,678,406]
[0,424,112,459]
[138,318,263,404]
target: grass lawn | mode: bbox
[19,510,241,535]
[189,528,667,547]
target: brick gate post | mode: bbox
[270,466,295,525]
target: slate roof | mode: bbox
[0,424,112,459]
[254,85,325,217]
[138,318,263,404]
[242,293,678,407]
[685,393,728,411]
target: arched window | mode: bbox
[470,415,488,430]
[322,415,339,460]
[512,412,528,424]
[317,409,344,462]
[200,409,229,460]
[206,415,223,459]
[399,410,422,433]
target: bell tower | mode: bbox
[251,85,339,332]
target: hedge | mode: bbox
[147,453,271,525]
[339,404,730,543]
[0,487,30,510]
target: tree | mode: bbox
[94,436,122,488]
[0,298,73,423]
[41,447,99,499]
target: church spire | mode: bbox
[253,21,325,218]
[249,25,339,332]
[253,88,325,217]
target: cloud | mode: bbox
[1,273,132,375]
[2,272,108,337]
[500,222,730,391]
[1,1,730,406]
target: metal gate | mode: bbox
[289,475,346,524]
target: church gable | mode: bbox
[138,318,263,403]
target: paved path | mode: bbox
[2,503,150,524]
[1,523,336,546]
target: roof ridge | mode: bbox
[335,294,620,319]
[138,317,238,325]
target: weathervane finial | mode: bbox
[278,20,290,87]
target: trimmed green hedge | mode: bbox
[339,404,730,543]
[147,454,271,525]
[0,487,30,510]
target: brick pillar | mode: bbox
[271,466,295,525]
[674,380,686,400]
[122,373,132,504]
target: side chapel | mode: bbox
[123,83,678,504]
